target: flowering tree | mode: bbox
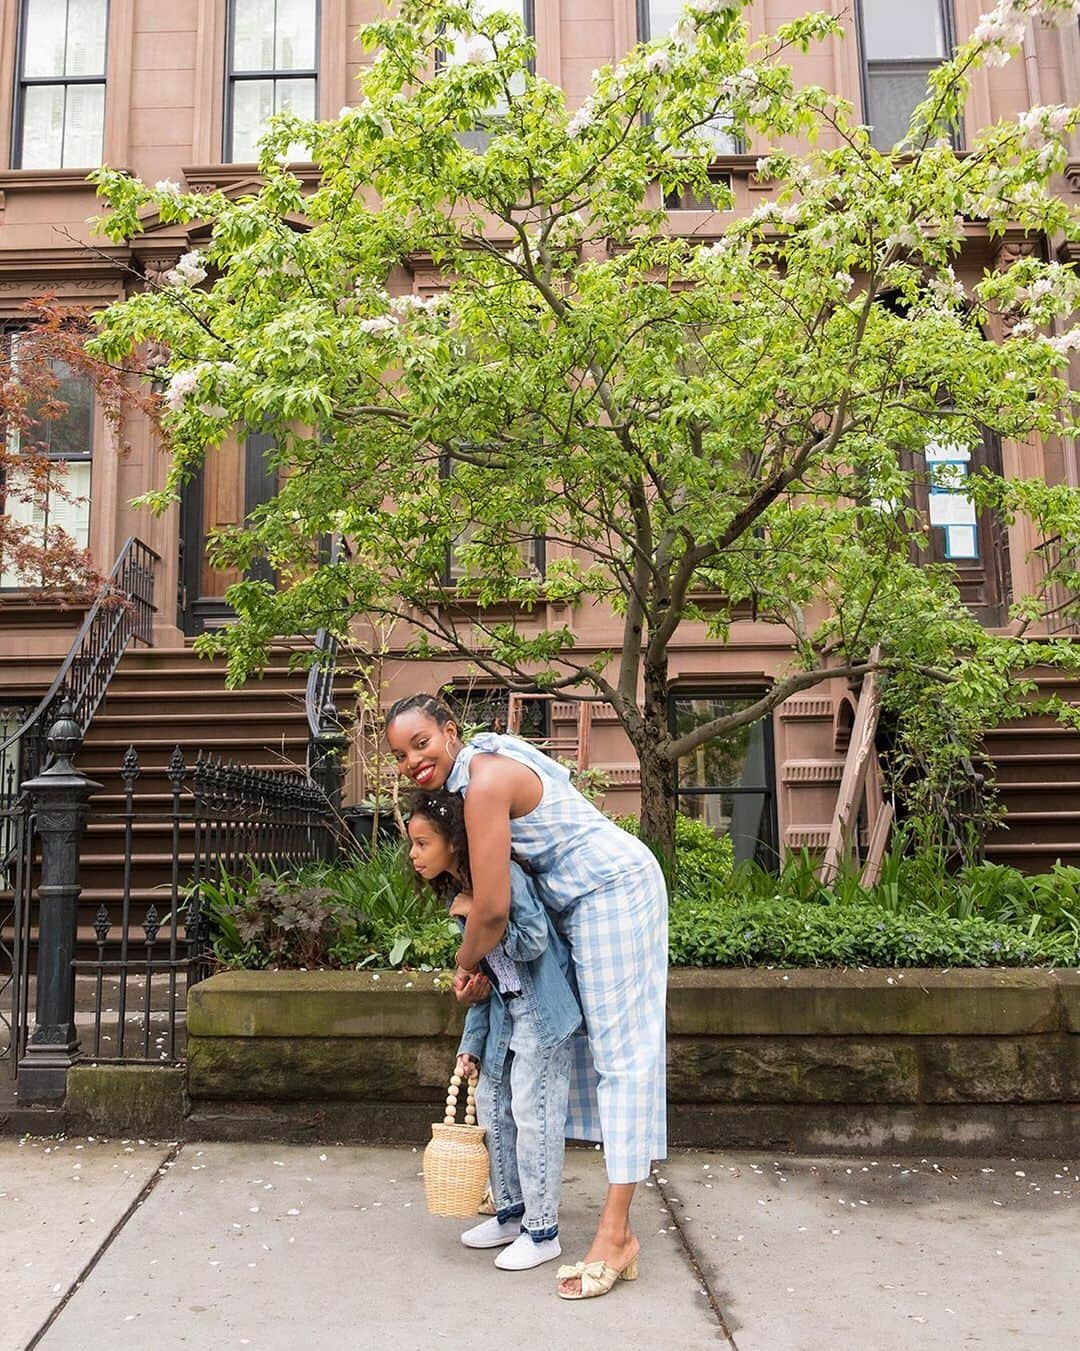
[89,0,1080,862]
[0,303,158,595]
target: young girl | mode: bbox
[407,790,583,1272]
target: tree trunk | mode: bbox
[636,657,677,884]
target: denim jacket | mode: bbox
[456,861,582,1083]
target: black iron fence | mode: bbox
[9,704,344,1097]
[1,536,159,1081]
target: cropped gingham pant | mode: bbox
[558,855,669,1184]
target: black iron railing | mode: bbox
[0,535,158,823]
[75,746,334,1064]
[1,536,158,1074]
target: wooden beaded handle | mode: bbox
[443,1070,479,1126]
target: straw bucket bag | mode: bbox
[423,1070,490,1218]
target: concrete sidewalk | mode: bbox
[0,1139,1075,1351]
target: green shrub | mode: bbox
[200,870,360,970]
[201,845,459,972]
[199,825,1080,972]
[616,812,734,896]
[669,894,1079,968]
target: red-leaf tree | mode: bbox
[0,300,163,598]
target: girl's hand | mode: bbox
[449,890,474,919]
[453,967,491,1006]
[456,1053,479,1080]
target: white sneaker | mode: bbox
[494,1234,562,1271]
[460,1216,522,1248]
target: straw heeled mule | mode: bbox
[555,1247,640,1300]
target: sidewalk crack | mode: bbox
[654,1172,740,1348]
[24,1140,183,1351]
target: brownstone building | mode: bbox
[1,1,1079,874]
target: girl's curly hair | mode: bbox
[408,789,471,904]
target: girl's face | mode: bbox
[407,814,456,881]
[387,709,460,790]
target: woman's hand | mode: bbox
[455,1053,479,1080]
[453,967,491,1006]
[449,890,474,919]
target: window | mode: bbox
[670,691,778,868]
[909,431,1011,624]
[437,0,533,145]
[226,0,318,162]
[441,455,544,587]
[443,683,549,741]
[439,0,533,78]
[0,338,94,589]
[14,0,108,169]
[925,439,977,561]
[637,0,738,156]
[445,519,544,588]
[859,0,953,151]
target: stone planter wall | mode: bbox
[185,968,1080,1154]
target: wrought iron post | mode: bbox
[17,699,102,1103]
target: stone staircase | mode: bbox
[69,646,312,948]
[982,674,1080,872]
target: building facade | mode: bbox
[1,0,1079,868]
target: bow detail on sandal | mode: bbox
[555,1254,640,1300]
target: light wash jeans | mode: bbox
[474,995,573,1242]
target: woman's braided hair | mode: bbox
[385,692,457,731]
[408,789,472,903]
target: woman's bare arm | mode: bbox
[456,765,513,970]
[454,753,541,971]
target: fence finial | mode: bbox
[46,696,83,771]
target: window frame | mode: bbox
[224,0,320,163]
[439,451,546,590]
[855,0,959,152]
[0,328,95,589]
[668,686,780,870]
[12,0,110,170]
[435,0,536,72]
[635,0,742,169]
[442,681,551,742]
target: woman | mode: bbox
[387,692,668,1301]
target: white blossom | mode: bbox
[390,293,445,316]
[164,368,199,411]
[163,250,208,288]
[464,38,491,64]
[673,17,698,49]
[885,225,920,252]
[566,98,596,137]
[929,268,967,304]
[1046,327,1080,357]
[153,179,181,195]
[357,315,397,335]
[644,48,672,75]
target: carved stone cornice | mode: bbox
[0,167,115,193]
[0,245,134,314]
[181,162,323,194]
[1063,161,1080,194]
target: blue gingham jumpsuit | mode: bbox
[447,733,668,1183]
